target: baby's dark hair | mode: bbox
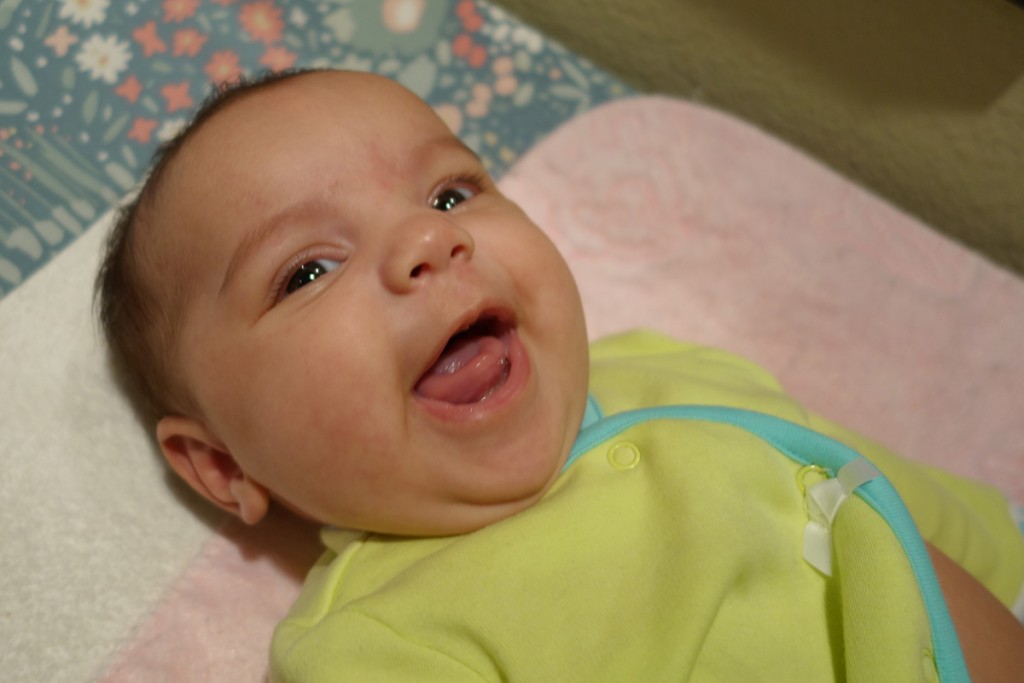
[95,68,323,422]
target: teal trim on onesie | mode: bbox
[566,403,970,683]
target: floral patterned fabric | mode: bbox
[0,0,629,298]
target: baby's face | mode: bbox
[156,72,589,534]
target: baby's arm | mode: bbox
[927,542,1024,682]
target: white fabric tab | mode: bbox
[802,458,882,576]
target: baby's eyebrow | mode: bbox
[219,196,330,296]
[411,134,481,170]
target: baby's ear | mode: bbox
[156,416,269,525]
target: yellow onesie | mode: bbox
[271,330,1024,682]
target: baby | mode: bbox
[97,69,1024,682]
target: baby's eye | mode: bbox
[283,259,342,297]
[432,186,477,212]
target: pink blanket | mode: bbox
[100,96,1024,681]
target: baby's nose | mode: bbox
[380,215,475,293]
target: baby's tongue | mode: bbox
[415,333,509,404]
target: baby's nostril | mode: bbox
[410,264,425,278]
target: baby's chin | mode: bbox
[375,497,548,537]
[317,480,561,537]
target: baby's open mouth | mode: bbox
[414,314,512,405]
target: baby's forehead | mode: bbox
[142,70,475,269]
[174,87,474,191]
[200,70,427,130]
[145,69,479,242]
